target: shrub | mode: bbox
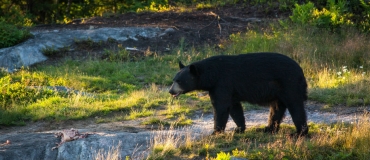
[290,0,370,32]
[290,2,316,25]
[0,21,32,48]
[358,0,370,32]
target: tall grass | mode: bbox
[147,115,370,159]
[94,142,122,160]
[147,125,199,160]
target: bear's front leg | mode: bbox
[230,101,246,133]
[209,91,232,134]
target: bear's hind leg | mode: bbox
[287,101,308,136]
[264,101,286,133]
[230,101,246,133]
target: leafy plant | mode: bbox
[0,21,32,48]
[290,0,370,31]
[312,0,351,29]
[359,0,370,32]
[103,48,130,62]
[41,46,70,56]
[215,151,231,160]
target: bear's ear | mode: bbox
[189,64,199,76]
[179,61,185,69]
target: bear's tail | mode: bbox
[300,76,308,101]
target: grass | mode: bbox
[1,17,370,159]
[146,115,370,159]
[94,142,122,160]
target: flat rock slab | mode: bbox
[0,27,165,72]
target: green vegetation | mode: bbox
[146,118,370,159]
[0,21,32,48]
[1,0,369,48]
[290,0,370,32]
[1,0,369,28]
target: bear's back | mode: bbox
[196,52,303,77]
[193,52,307,102]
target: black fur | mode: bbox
[169,52,308,136]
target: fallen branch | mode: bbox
[198,12,228,38]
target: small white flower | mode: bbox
[362,72,366,76]
[342,66,348,72]
[360,66,363,69]
[337,71,342,76]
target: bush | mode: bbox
[358,0,370,32]
[290,0,370,32]
[0,22,32,48]
[290,2,316,25]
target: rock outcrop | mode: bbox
[1,130,152,160]
[0,27,166,72]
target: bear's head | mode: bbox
[169,61,199,97]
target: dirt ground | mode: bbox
[31,5,278,64]
[2,6,370,135]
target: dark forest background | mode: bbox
[1,0,369,48]
[0,0,369,26]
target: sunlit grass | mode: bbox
[142,117,169,126]
[127,108,154,120]
[147,115,370,160]
[94,142,122,160]
[1,83,178,124]
[147,125,197,160]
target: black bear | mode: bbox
[169,52,308,136]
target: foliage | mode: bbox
[215,151,231,160]
[0,21,32,48]
[0,70,65,110]
[41,46,70,56]
[358,0,370,31]
[291,0,370,32]
[1,0,369,33]
[290,2,316,25]
[0,0,172,25]
[0,0,33,26]
[136,1,171,12]
[103,48,130,62]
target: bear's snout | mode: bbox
[169,82,183,97]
